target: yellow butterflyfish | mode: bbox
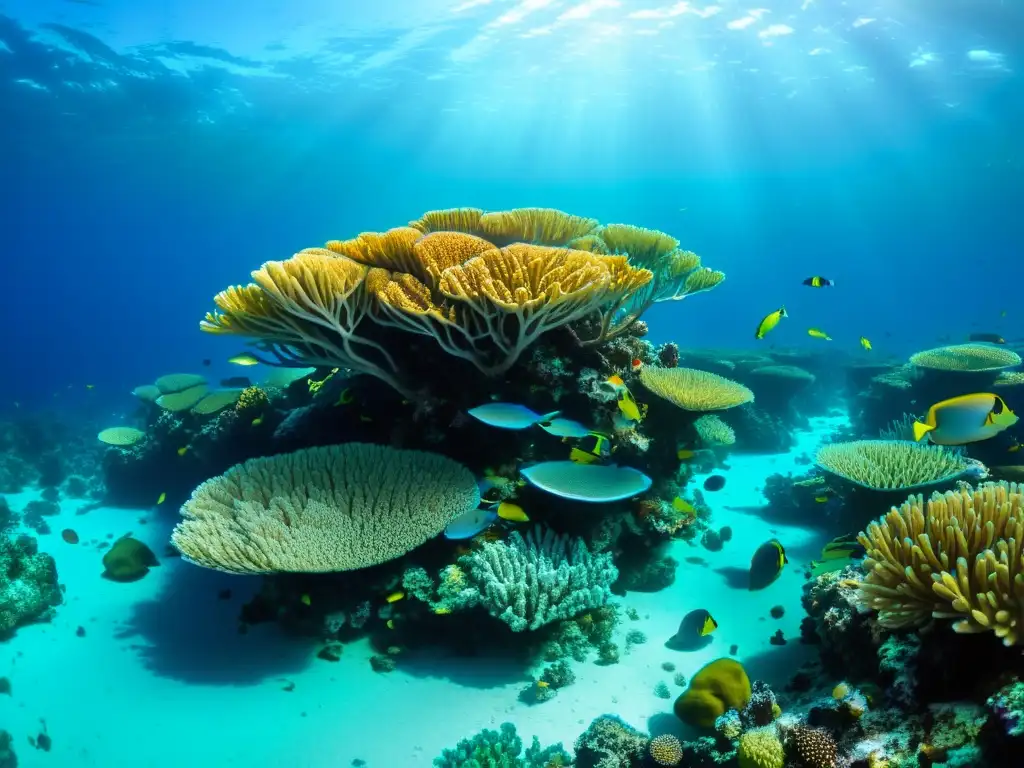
[755,307,787,339]
[177,446,189,457]
[672,496,695,515]
[496,501,529,523]
[859,337,872,351]
[912,393,1018,445]
[433,606,451,615]
[156,492,166,505]
[300,594,311,606]
[807,328,832,341]
[228,353,260,366]
[385,591,405,604]
[617,389,642,422]
[251,415,264,426]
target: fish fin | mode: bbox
[538,410,561,422]
[912,420,933,442]
[779,306,788,317]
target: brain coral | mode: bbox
[815,439,970,491]
[909,343,1021,372]
[172,443,480,574]
[640,367,754,411]
[858,481,1024,645]
[674,658,751,728]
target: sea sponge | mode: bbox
[736,727,784,768]
[857,481,1024,645]
[909,343,1021,372]
[694,414,736,447]
[101,536,159,582]
[674,658,752,728]
[648,734,683,766]
[786,726,838,768]
[172,443,479,574]
[815,439,970,491]
[97,427,145,446]
[640,367,754,411]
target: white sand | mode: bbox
[0,415,843,767]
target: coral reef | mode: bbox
[0,534,61,638]
[574,714,648,768]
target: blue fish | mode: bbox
[443,508,498,540]
[468,403,560,430]
[537,416,592,439]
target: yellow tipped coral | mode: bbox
[736,727,784,768]
[909,343,1021,372]
[674,658,751,729]
[857,481,1024,645]
[408,207,485,235]
[478,208,599,247]
[640,366,754,412]
[815,439,971,491]
[598,224,679,264]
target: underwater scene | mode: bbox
[1,0,1023,766]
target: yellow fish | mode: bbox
[335,388,355,406]
[677,449,697,460]
[912,393,1018,445]
[251,415,264,426]
[807,328,832,341]
[385,591,405,604]
[755,307,787,340]
[672,496,695,515]
[177,446,189,457]
[617,389,642,422]
[570,447,598,465]
[386,619,395,630]
[1009,443,1021,453]
[300,594,311,606]
[860,337,872,351]
[814,495,830,503]
[228,354,260,366]
[536,680,549,689]
[433,606,451,615]
[156,492,166,505]
[496,501,529,523]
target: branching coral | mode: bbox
[452,527,617,632]
[857,481,1024,645]
[815,440,971,491]
[172,443,479,574]
[640,367,754,411]
[909,343,1021,372]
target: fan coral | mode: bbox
[694,414,736,446]
[648,734,683,766]
[857,481,1024,645]
[909,343,1021,372]
[674,658,751,728]
[736,727,784,768]
[449,527,617,632]
[172,443,479,574]
[815,440,971,491]
[786,726,837,768]
[640,367,754,411]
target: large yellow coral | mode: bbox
[172,443,480,574]
[909,343,1021,372]
[815,440,971,491]
[737,727,784,768]
[640,367,754,411]
[858,481,1024,645]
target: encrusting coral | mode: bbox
[0,534,61,638]
[442,527,617,632]
[694,414,736,447]
[815,439,971,491]
[640,367,754,412]
[172,443,480,574]
[857,481,1024,645]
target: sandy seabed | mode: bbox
[0,415,846,767]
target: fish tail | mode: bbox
[538,410,561,422]
[779,306,788,317]
[912,421,933,443]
